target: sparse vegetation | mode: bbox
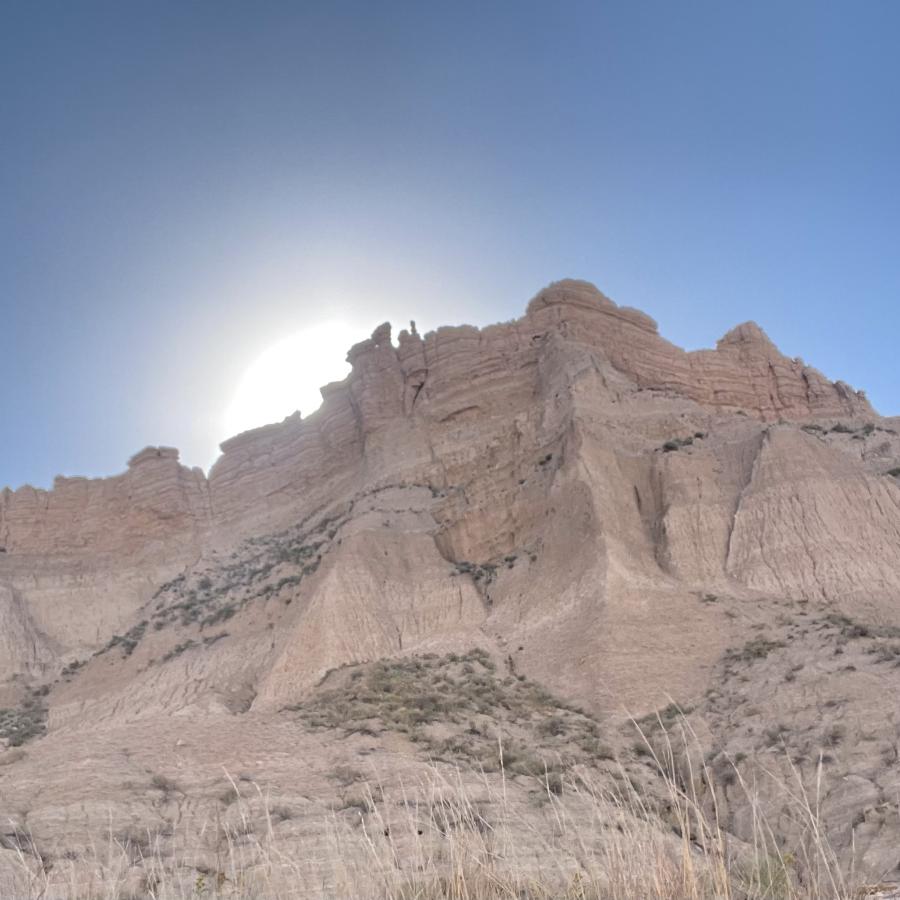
[824,421,897,438]
[99,619,148,658]
[451,560,499,586]
[60,658,86,678]
[149,773,181,796]
[0,696,47,747]
[286,650,610,778]
[723,637,785,664]
[163,639,198,661]
[820,611,900,642]
[866,642,900,664]
[803,422,897,440]
[662,436,694,452]
[77,507,375,669]
[142,510,348,648]
[761,723,790,747]
[635,702,694,733]
[200,603,238,627]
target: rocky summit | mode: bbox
[2,279,900,898]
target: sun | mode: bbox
[223,321,365,440]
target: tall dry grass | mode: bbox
[0,727,879,900]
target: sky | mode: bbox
[1,1,898,490]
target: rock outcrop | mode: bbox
[1,278,899,889]
[1,279,895,693]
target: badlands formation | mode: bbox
[2,279,900,895]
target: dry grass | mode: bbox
[0,722,874,900]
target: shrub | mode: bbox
[161,640,198,662]
[662,436,694,452]
[0,701,47,747]
[200,605,236,627]
[61,659,86,677]
[149,774,181,795]
[724,638,785,664]
[762,724,790,747]
[866,642,900,663]
[537,716,567,737]
[101,620,148,658]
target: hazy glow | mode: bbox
[223,321,365,440]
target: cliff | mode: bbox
[1,279,899,886]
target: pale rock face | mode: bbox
[0,447,211,659]
[0,446,209,555]
[1,279,898,883]
[0,281,888,672]
[726,427,900,613]
[0,583,55,680]
[0,280,893,683]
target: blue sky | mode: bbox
[2,1,898,490]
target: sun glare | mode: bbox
[223,321,365,441]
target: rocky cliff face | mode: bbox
[0,280,887,671]
[0,280,873,551]
[2,279,899,888]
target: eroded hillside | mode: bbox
[2,279,900,895]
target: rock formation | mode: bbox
[1,279,899,893]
